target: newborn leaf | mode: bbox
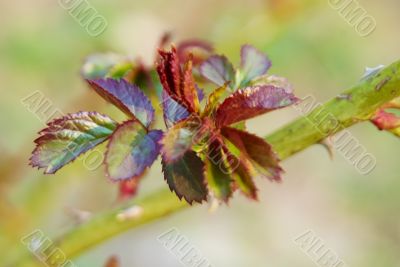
[30,111,117,174]
[232,160,258,200]
[157,47,200,113]
[105,120,162,181]
[87,78,155,128]
[222,138,258,199]
[157,47,183,103]
[162,151,208,204]
[221,127,282,181]
[119,177,143,200]
[371,109,400,137]
[215,85,298,127]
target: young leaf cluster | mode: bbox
[30,41,298,204]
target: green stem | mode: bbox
[13,60,400,267]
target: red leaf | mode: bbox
[182,59,200,112]
[215,85,298,128]
[176,39,213,65]
[371,108,400,137]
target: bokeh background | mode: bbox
[1,0,400,266]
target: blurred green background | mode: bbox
[1,0,400,266]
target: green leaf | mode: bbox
[30,111,117,174]
[232,160,258,200]
[81,53,127,79]
[205,139,233,202]
[202,84,228,117]
[162,151,208,204]
[107,62,135,79]
[222,139,258,200]
[160,117,208,163]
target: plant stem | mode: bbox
[13,60,400,267]
[268,62,400,159]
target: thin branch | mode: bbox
[13,60,400,267]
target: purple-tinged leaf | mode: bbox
[105,120,162,181]
[87,78,155,128]
[199,55,235,87]
[215,85,298,128]
[240,45,271,85]
[162,91,190,128]
[251,74,293,93]
[205,138,233,202]
[160,117,208,163]
[162,150,208,204]
[196,85,205,102]
[30,111,117,174]
[221,127,282,181]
